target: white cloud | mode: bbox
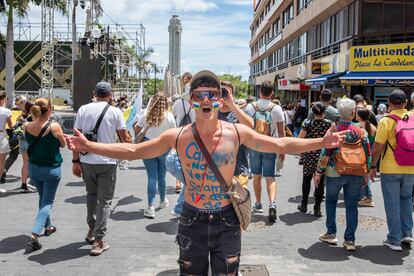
[6,0,251,80]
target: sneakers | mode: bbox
[313,205,322,217]
[358,197,375,207]
[0,172,5,183]
[319,233,339,245]
[383,240,402,252]
[144,206,156,218]
[252,202,263,213]
[90,240,109,256]
[297,202,307,213]
[268,203,277,222]
[342,240,356,251]
[20,183,37,193]
[170,209,180,218]
[158,198,169,209]
[0,188,5,194]
[401,236,413,245]
[27,236,42,251]
[85,230,96,245]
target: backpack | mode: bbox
[335,131,368,176]
[385,113,414,166]
[178,100,192,127]
[251,102,275,136]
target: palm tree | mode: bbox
[5,0,30,107]
[136,47,154,81]
[4,0,67,107]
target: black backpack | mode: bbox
[179,100,192,127]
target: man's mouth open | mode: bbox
[202,106,212,113]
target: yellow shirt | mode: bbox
[375,109,414,174]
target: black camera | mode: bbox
[221,87,229,98]
[83,131,98,142]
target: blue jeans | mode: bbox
[381,174,414,245]
[360,179,372,199]
[143,152,168,206]
[28,163,61,235]
[325,175,363,241]
[249,149,276,177]
[294,126,301,137]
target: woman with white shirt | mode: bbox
[134,92,176,218]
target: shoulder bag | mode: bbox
[191,123,251,230]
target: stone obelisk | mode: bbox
[168,15,182,76]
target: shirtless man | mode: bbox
[66,70,347,275]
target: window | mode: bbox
[283,2,294,26]
[407,3,414,29]
[297,0,313,14]
[383,2,404,31]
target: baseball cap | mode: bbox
[389,89,407,105]
[94,81,112,97]
[189,70,221,93]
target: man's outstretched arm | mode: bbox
[237,123,347,154]
[65,128,178,160]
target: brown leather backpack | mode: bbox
[335,138,368,176]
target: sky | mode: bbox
[4,0,253,80]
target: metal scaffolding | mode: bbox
[41,0,55,98]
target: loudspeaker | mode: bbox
[73,59,101,111]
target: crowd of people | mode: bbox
[1,69,413,275]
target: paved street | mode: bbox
[0,149,413,275]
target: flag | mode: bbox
[125,80,144,130]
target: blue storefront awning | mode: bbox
[340,71,414,86]
[305,72,345,86]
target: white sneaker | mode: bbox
[0,188,6,194]
[170,209,180,217]
[144,206,155,218]
[383,240,402,251]
[158,198,169,209]
[401,236,413,245]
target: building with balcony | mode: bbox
[249,0,414,106]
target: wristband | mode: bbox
[72,159,80,163]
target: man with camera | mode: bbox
[72,81,131,256]
[219,80,253,188]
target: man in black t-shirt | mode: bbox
[218,81,254,188]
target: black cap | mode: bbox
[189,70,221,93]
[389,89,406,105]
[94,81,112,97]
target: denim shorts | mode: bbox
[249,149,277,177]
[176,202,241,275]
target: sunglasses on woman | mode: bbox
[191,90,221,101]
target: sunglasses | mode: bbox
[191,90,221,101]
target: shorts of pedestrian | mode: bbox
[234,174,249,189]
[176,202,241,275]
[19,139,28,154]
[0,137,10,154]
[249,149,276,177]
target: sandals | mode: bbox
[44,226,57,236]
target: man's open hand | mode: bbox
[65,128,89,152]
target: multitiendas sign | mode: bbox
[350,43,414,72]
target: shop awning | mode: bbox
[340,71,414,86]
[305,72,345,86]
